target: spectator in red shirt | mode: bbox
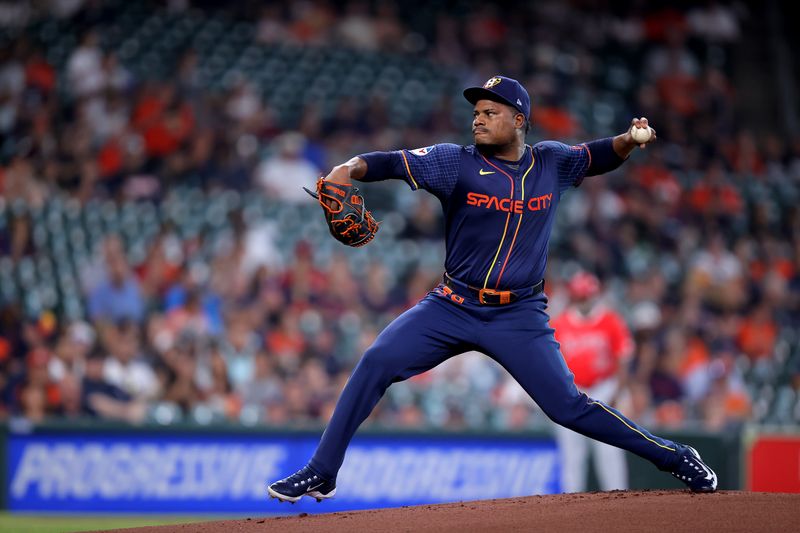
[737,301,778,361]
[552,272,634,493]
[688,160,743,220]
[24,49,55,94]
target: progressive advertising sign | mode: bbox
[5,430,560,513]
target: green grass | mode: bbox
[0,512,211,533]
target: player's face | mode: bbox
[472,100,521,146]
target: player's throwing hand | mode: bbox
[628,117,657,149]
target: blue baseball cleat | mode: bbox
[268,465,337,503]
[671,445,718,493]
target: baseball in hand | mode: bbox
[631,124,653,144]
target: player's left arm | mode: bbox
[323,144,460,201]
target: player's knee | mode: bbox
[356,340,424,386]
[541,394,587,428]
[547,410,579,429]
[356,347,380,374]
[356,346,394,381]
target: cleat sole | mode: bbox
[267,486,303,503]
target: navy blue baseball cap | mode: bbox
[463,75,531,119]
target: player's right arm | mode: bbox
[323,144,461,200]
[537,118,658,193]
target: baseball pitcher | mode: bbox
[268,75,717,503]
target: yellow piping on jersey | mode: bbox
[481,147,535,289]
[400,150,419,190]
[492,147,535,289]
[588,400,677,452]
[483,214,511,289]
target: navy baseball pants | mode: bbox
[309,285,683,480]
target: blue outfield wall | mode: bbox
[4,427,560,513]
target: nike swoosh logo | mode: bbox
[306,482,324,492]
[479,169,495,175]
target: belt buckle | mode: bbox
[478,288,511,305]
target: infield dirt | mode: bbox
[102,490,798,533]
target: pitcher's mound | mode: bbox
[110,490,799,533]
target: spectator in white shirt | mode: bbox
[255,132,319,203]
[67,30,104,97]
[102,321,160,402]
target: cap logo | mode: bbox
[516,98,522,106]
[483,76,502,89]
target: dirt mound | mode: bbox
[104,490,799,533]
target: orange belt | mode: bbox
[443,273,545,305]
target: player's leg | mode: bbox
[480,296,716,492]
[483,327,679,469]
[268,294,475,502]
[554,424,589,493]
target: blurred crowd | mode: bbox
[2,0,799,433]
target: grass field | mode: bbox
[0,512,209,533]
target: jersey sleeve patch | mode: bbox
[410,146,435,156]
[400,143,461,199]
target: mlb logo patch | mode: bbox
[410,146,434,156]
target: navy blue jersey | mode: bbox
[371,141,590,289]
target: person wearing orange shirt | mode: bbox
[552,272,634,492]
